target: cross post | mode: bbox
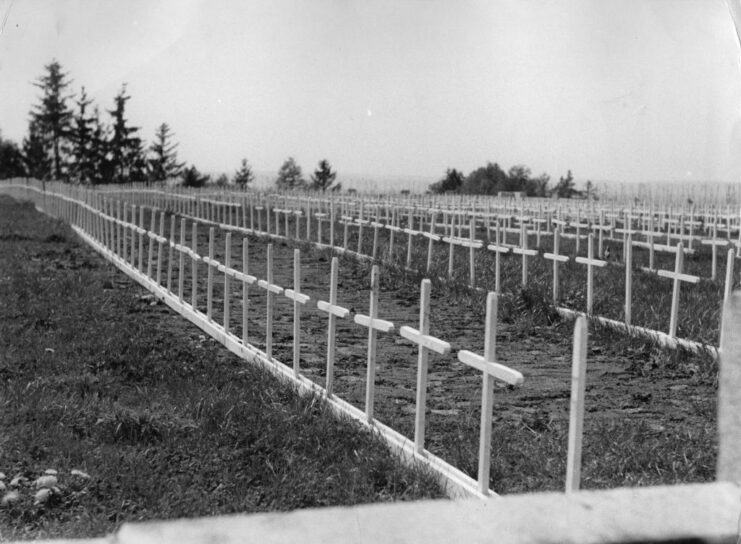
[353,265,395,421]
[317,257,351,396]
[284,249,311,376]
[544,226,570,303]
[511,222,538,288]
[257,244,284,361]
[487,219,510,294]
[566,316,588,492]
[457,292,524,495]
[574,233,607,315]
[657,242,699,338]
[399,279,451,454]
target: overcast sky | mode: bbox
[1,0,740,189]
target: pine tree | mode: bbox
[0,131,27,179]
[68,86,97,184]
[108,84,145,183]
[29,59,74,180]
[181,164,210,188]
[275,157,304,190]
[233,158,255,189]
[89,106,114,184]
[310,159,339,191]
[21,119,50,180]
[147,123,184,183]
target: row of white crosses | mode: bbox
[8,182,641,495]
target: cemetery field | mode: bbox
[0,191,720,536]
[0,196,444,540]
[196,222,717,494]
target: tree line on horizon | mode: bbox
[1,59,586,197]
[428,164,591,199]
[0,60,344,193]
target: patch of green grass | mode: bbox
[0,195,444,539]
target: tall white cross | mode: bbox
[353,265,395,421]
[257,244,284,361]
[399,279,451,454]
[657,242,699,338]
[317,257,351,396]
[457,292,524,495]
[283,249,311,377]
[487,219,510,294]
[544,226,570,302]
[574,233,607,315]
[511,222,538,288]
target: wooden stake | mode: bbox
[207,227,215,320]
[566,316,588,493]
[167,215,176,293]
[178,219,186,302]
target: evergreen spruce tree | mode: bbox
[275,157,304,190]
[68,86,97,184]
[21,119,51,180]
[310,159,340,191]
[147,123,184,183]
[108,84,145,183]
[233,158,255,189]
[29,59,74,180]
[89,106,114,184]
[0,131,27,179]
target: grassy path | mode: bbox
[0,195,444,540]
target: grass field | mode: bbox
[0,195,444,540]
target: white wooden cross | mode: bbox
[543,226,570,303]
[191,222,199,310]
[357,202,369,256]
[223,232,232,332]
[317,257,351,396]
[206,227,216,321]
[701,224,729,281]
[566,315,588,492]
[353,265,395,421]
[155,212,165,287]
[487,219,510,294]
[423,212,441,273]
[386,208,401,260]
[574,233,607,315]
[457,292,524,495]
[657,242,699,338]
[257,244,284,361]
[399,279,451,454]
[284,249,311,377]
[177,218,186,302]
[167,215,176,293]
[314,212,328,247]
[403,208,419,270]
[511,222,538,288]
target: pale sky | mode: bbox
[1,0,740,190]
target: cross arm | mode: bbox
[284,289,311,305]
[354,314,395,333]
[317,300,351,318]
[457,350,524,385]
[257,279,284,294]
[543,252,569,263]
[399,326,451,355]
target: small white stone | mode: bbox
[44,469,58,476]
[70,469,90,479]
[10,475,27,488]
[0,472,6,480]
[34,488,52,505]
[1,491,20,506]
[35,475,57,489]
